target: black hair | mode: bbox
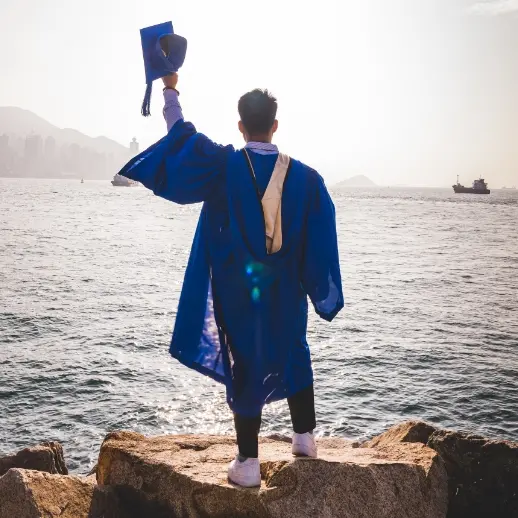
[238,89,278,135]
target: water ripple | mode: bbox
[1,179,517,472]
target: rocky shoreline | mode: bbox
[0,421,516,518]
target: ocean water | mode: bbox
[1,178,517,473]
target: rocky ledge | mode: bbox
[0,421,516,518]
[96,431,446,518]
[0,441,67,477]
[0,469,126,518]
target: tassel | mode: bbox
[141,82,153,117]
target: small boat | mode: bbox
[111,174,138,187]
[502,186,516,190]
[81,178,84,184]
[453,176,490,194]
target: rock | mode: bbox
[366,421,518,518]
[364,421,439,448]
[97,431,448,518]
[428,430,518,518]
[0,441,68,476]
[0,468,127,518]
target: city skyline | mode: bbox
[0,108,140,179]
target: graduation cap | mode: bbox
[140,21,187,117]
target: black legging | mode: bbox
[233,384,316,458]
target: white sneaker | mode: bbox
[292,432,318,458]
[228,457,261,488]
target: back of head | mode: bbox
[238,89,278,136]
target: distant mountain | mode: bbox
[336,175,377,187]
[0,107,127,156]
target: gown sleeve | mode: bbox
[301,173,344,322]
[118,120,233,204]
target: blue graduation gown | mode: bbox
[119,120,343,417]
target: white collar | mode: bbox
[245,141,278,155]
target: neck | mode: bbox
[247,135,271,144]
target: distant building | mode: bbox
[69,143,80,163]
[0,134,12,175]
[44,136,56,159]
[130,137,139,156]
[13,136,25,156]
[24,134,42,161]
[0,134,8,152]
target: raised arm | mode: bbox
[118,74,233,204]
[162,73,184,132]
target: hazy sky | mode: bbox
[1,0,518,186]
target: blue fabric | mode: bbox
[243,153,278,194]
[119,120,344,416]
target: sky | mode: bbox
[1,0,518,187]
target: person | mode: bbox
[119,73,343,488]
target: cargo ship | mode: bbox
[452,176,490,194]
